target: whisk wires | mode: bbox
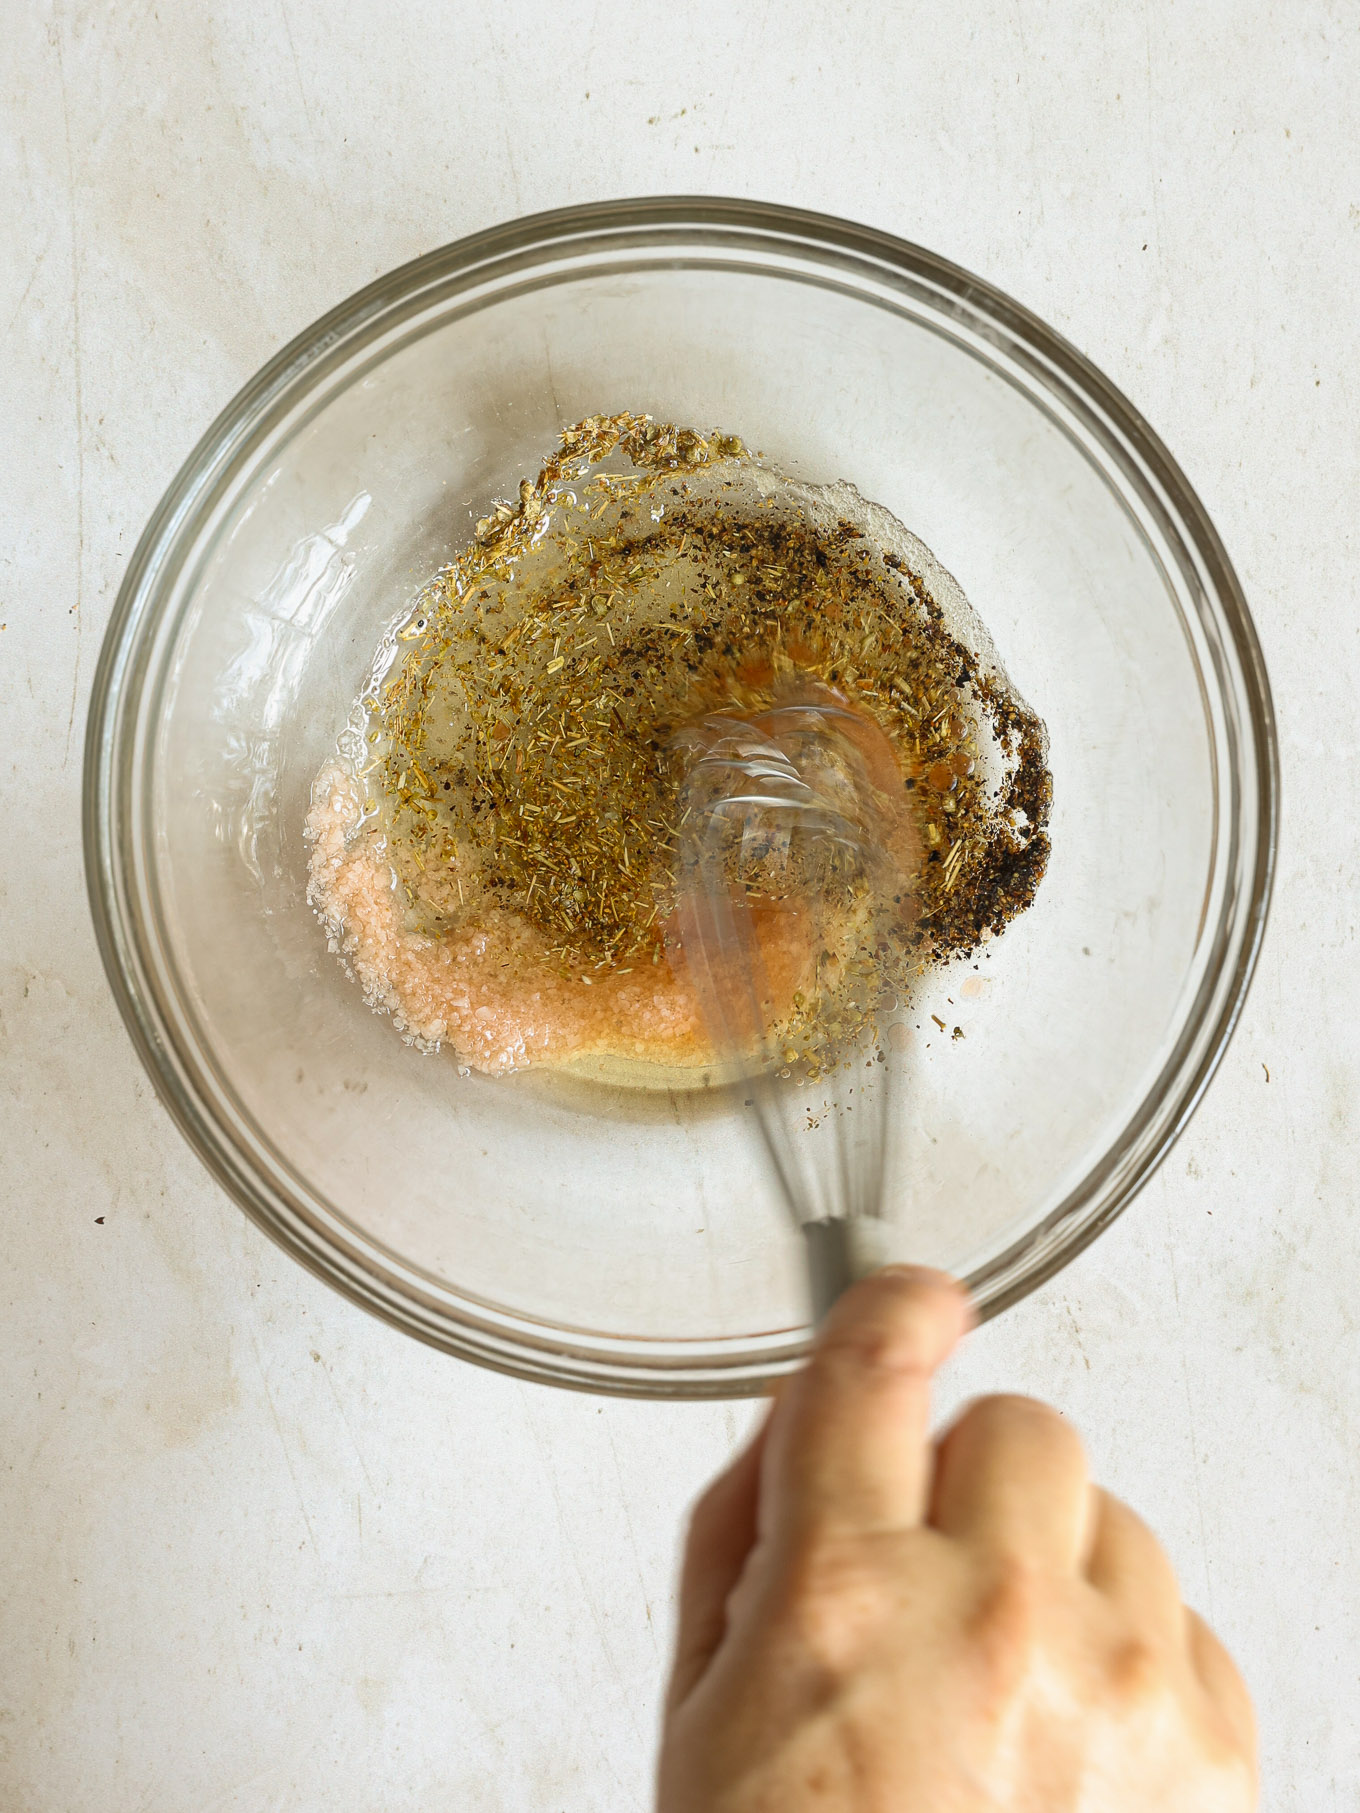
[674,696,904,1320]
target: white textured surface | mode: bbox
[2,4,1357,1806]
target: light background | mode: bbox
[2,3,1357,1807]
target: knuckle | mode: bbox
[964,1555,1045,1692]
[774,1536,878,1674]
[1101,1633,1168,1707]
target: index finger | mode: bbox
[760,1266,971,1544]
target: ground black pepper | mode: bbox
[346,412,1050,1069]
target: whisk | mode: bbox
[674,696,908,1322]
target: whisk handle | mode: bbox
[803,1219,857,1323]
[803,1217,897,1323]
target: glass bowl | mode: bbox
[84,199,1277,1396]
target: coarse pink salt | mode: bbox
[306,761,713,1076]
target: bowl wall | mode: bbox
[87,201,1275,1393]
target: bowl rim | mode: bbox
[83,195,1279,1396]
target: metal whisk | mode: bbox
[674,698,905,1322]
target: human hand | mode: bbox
[658,1267,1255,1811]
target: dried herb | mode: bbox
[357,411,1049,1061]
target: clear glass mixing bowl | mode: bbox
[84,199,1277,1395]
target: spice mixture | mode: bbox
[306,413,1051,1077]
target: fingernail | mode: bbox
[874,1266,976,1328]
[876,1264,958,1288]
